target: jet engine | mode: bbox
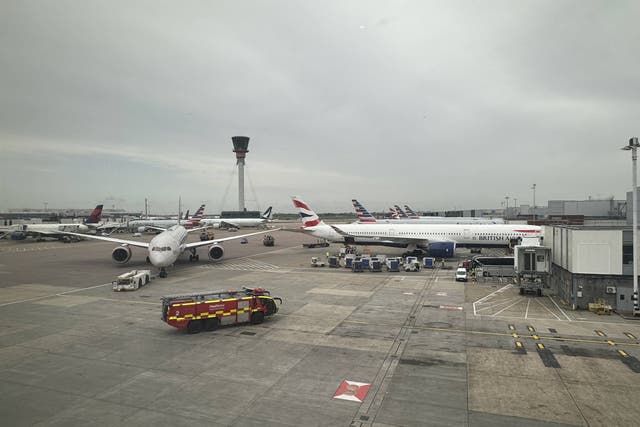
[112,245,132,263]
[137,226,147,233]
[208,244,224,261]
[427,242,456,258]
[10,231,27,240]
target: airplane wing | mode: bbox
[58,231,150,249]
[185,228,278,249]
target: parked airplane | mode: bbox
[354,200,504,225]
[9,205,104,241]
[61,221,277,278]
[129,204,206,231]
[199,207,273,229]
[294,196,541,257]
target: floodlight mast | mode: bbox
[622,137,640,315]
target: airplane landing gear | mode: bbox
[159,268,167,278]
[189,248,199,262]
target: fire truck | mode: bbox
[161,287,282,334]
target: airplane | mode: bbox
[293,196,541,258]
[199,206,273,229]
[61,220,278,278]
[128,204,206,231]
[8,205,104,241]
[354,200,504,225]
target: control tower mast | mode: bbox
[231,136,250,211]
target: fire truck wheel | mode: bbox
[204,318,219,331]
[251,311,264,324]
[138,279,142,287]
[263,299,277,316]
[145,275,150,284]
[187,320,203,334]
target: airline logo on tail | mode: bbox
[352,199,377,223]
[185,204,206,227]
[261,206,273,220]
[84,205,103,224]
[403,205,420,219]
[394,205,409,219]
[292,197,321,227]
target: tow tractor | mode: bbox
[311,257,326,267]
[113,270,151,291]
[161,287,282,334]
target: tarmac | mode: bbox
[1,222,640,426]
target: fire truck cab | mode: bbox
[161,287,282,334]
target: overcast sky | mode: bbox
[1,1,639,214]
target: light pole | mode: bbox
[531,184,536,221]
[505,196,510,219]
[622,137,640,315]
[514,198,518,216]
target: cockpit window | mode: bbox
[152,246,171,252]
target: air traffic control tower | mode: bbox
[232,136,250,211]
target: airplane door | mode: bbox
[389,229,395,238]
[463,229,471,241]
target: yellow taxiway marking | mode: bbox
[624,332,637,340]
[607,340,616,346]
[515,341,524,348]
[595,330,606,337]
[537,343,545,350]
[618,350,629,357]
[339,319,640,349]
[512,333,519,338]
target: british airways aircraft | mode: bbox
[353,200,504,225]
[293,196,540,258]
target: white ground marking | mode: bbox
[0,282,112,307]
[548,296,573,321]
[535,297,562,321]
[492,299,526,317]
[525,298,531,319]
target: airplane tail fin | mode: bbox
[261,206,273,220]
[183,210,190,220]
[352,199,377,223]
[389,207,400,219]
[291,196,322,227]
[84,204,103,224]
[191,204,206,219]
[394,205,409,219]
[404,205,420,219]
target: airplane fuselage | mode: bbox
[147,225,189,267]
[199,218,267,228]
[301,222,541,247]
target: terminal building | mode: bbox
[536,193,635,313]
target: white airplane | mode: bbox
[62,221,277,278]
[199,207,273,229]
[8,205,104,241]
[129,204,206,231]
[354,200,504,225]
[293,196,541,258]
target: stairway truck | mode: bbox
[161,287,282,334]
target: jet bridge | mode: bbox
[514,240,551,296]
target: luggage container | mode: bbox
[370,258,382,272]
[328,256,339,268]
[352,260,364,272]
[423,257,435,268]
[361,257,371,269]
[386,258,400,272]
[344,255,355,269]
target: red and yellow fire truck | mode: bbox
[161,287,282,334]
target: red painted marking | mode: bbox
[333,380,371,403]
[293,200,311,210]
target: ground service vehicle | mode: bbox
[311,257,325,267]
[303,240,330,248]
[455,268,468,282]
[113,270,151,291]
[161,287,282,334]
[263,235,275,246]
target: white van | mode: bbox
[455,268,468,282]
